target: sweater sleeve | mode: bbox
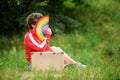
[24,33,51,51]
[45,33,51,43]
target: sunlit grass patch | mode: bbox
[0,33,119,80]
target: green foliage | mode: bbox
[1,0,120,35]
[63,0,75,8]
[0,0,120,79]
[50,14,80,34]
[0,30,120,79]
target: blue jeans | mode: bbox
[27,63,31,70]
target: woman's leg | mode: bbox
[51,46,87,68]
[63,53,77,64]
[51,46,77,64]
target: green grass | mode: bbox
[0,0,120,79]
[0,29,120,80]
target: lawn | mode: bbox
[0,30,119,80]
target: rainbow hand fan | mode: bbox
[35,15,49,41]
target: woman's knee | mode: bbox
[57,47,63,52]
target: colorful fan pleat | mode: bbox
[35,15,49,41]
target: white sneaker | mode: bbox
[77,62,87,68]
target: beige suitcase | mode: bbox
[31,52,64,71]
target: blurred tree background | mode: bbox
[0,0,119,35]
[0,0,120,79]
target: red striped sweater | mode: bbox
[24,29,51,63]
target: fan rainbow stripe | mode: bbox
[35,15,49,41]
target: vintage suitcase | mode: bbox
[31,52,64,71]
